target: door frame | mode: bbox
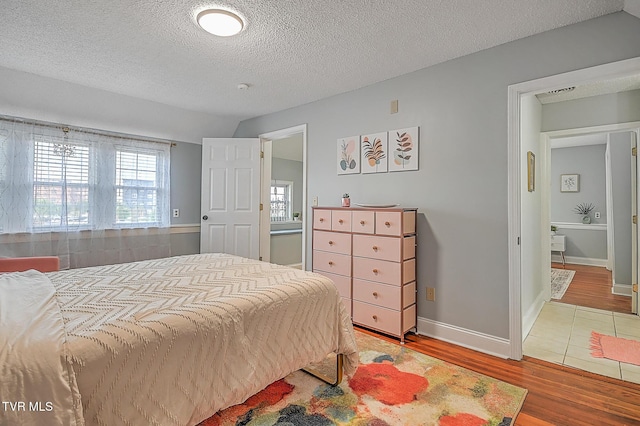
[508,56,640,360]
[259,124,308,269]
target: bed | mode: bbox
[0,253,358,426]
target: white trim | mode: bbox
[509,57,640,360]
[522,291,546,340]
[417,316,510,359]
[613,283,633,296]
[551,222,607,231]
[551,255,607,267]
[260,124,308,270]
[170,224,200,234]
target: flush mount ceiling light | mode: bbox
[197,9,244,37]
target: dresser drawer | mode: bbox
[313,250,351,276]
[353,257,401,285]
[353,301,401,336]
[375,210,416,236]
[313,230,351,255]
[353,234,401,262]
[352,210,375,234]
[313,209,332,230]
[403,236,416,260]
[353,278,401,310]
[550,235,565,251]
[314,270,352,298]
[331,210,352,232]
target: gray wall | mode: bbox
[170,141,203,226]
[551,145,607,224]
[233,12,640,340]
[542,90,640,131]
[611,132,633,286]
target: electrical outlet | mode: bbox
[595,212,601,219]
[172,209,180,218]
[426,287,435,301]
[312,196,318,206]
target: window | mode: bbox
[33,138,90,229]
[270,180,293,222]
[116,150,161,225]
[0,119,170,233]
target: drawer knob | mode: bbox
[372,315,378,321]
[372,292,378,297]
[360,220,365,225]
[372,268,379,274]
[328,240,334,245]
[385,221,391,227]
[372,245,378,252]
[328,261,334,266]
[339,219,344,224]
[319,218,324,222]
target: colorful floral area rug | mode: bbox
[200,331,527,426]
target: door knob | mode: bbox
[202,215,208,220]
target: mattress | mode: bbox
[2,253,358,426]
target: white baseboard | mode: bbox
[551,254,607,267]
[416,316,510,359]
[522,291,546,340]
[613,283,633,297]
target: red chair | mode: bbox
[0,256,60,273]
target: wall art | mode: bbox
[560,174,579,192]
[361,132,388,174]
[337,136,360,175]
[388,126,419,172]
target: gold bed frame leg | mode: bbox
[302,353,344,386]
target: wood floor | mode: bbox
[358,326,640,425]
[553,262,631,313]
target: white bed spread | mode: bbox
[44,253,357,425]
[0,270,84,426]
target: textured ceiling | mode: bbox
[0,1,635,120]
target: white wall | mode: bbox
[234,12,640,346]
[520,95,545,337]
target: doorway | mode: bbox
[510,61,640,382]
[259,125,308,269]
[508,57,640,361]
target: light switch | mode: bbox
[312,196,318,206]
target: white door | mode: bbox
[200,138,261,259]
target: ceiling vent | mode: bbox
[547,87,576,94]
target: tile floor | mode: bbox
[524,301,640,384]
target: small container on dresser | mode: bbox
[312,206,417,343]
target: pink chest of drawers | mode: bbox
[312,206,417,343]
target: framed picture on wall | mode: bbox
[527,151,535,192]
[560,174,579,192]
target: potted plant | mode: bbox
[293,212,300,221]
[573,202,595,224]
[342,193,350,207]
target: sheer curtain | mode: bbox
[0,117,171,269]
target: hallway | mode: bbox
[524,263,640,383]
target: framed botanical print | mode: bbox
[560,174,579,192]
